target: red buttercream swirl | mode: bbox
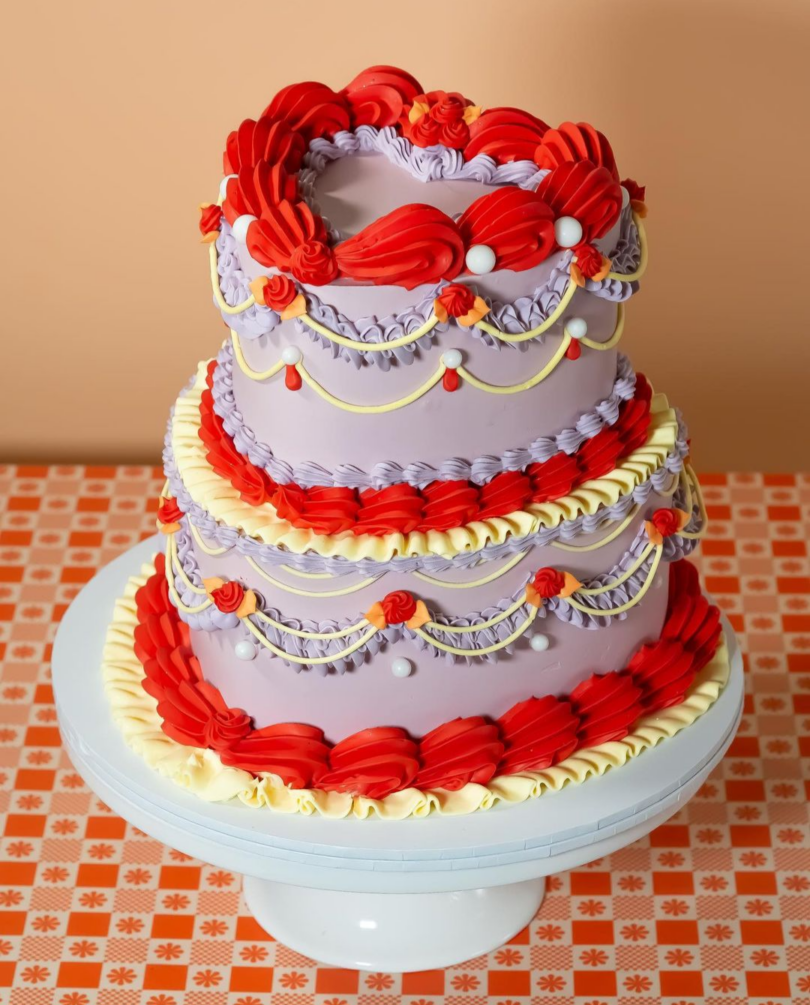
[530,568,566,600]
[458,188,555,272]
[573,242,607,279]
[529,452,579,503]
[651,508,681,538]
[199,205,223,237]
[209,582,245,614]
[534,121,619,181]
[536,160,623,241]
[497,696,580,774]
[157,497,183,525]
[436,283,476,318]
[261,81,350,141]
[414,717,504,790]
[133,557,721,797]
[342,66,424,128]
[419,480,480,532]
[570,671,644,747]
[464,107,550,163]
[477,470,532,521]
[290,239,339,285]
[380,591,418,625]
[353,483,425,535]
[316,727,420,800]
[334,205,466,290]
[260,274,297,311]
[246,200,329,272]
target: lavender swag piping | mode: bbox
[213,344,637,490]
[170,520,697,674]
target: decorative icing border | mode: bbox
[213,344,638,489]
[167,363,685,565]
[103,558,727,819]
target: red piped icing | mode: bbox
[536,160,623,241]
[457,188,555,273]
[464,107,550,163]
[132,557,722,796]
[534,121,619,181]
[198,362,654,536]
[212,69,636,289]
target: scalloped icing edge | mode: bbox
[103,559,730,820]
[170,361,681,563]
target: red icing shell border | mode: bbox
[135,556,721,800]
[210,67,642,290]
[197,360,653,536]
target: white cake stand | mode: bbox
[53,538,743,972]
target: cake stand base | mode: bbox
[53,538,743,972]
[242,876,546,971]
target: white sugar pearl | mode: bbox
[281,345,302,365]
[219,173,237,202]
[465,244,496,275]
[529,633,550,652]
[566,317,588,340]
[235,640,257,661]
[621,185,631,209]
[554,216,583,248]
[442,349,462,369]
[232,214,257,243]
[391,658,413,678]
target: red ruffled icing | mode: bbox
[342,66,424,129]
[334,205,466,290]
[457,188,556,273]
[261,81,351,142]
[198,362,654,536]
[132,557,722,796]
[534,122,619,181]
[246,200,329,273]
[223,117,307,177]
[536,160,623,242]
[464,107,550,163]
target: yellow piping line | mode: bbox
[167,537,207,595]
[566,545,662,616]
[424,594,528,635]
[231,331,286,381]
[300,312,440,350]
[413,551,528,589]
[297,361,447,414]
[457,332,572,394]
[578,304,625,350]
[679,464,708,540]
[551,506,639,552]
[243,617,379,665]
[278,565,339,580]
[189,521,230,557]
[246,556,380,598]
[475,280,577,342]
[577,542,656,596]
[414,606,538,656]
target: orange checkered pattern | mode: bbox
[0,464,809,1005]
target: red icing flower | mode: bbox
[401,90,478,149]
[381,591,418,625]
[209,582,245,614]
[317,727,420,800]
[157,497,183,525]
[198,204,223,240]
[572,242,610,279]
[435,283,476,318]
[651,508,681,539]
[621,178,646,203]
[415,717,504,791]
[258,274,296,310]
[530,568,566,600]
[290,240,338,285]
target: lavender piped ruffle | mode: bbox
[170,515,700,673]
[213,342,637,489]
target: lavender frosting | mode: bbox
[170,516,700,674]
[215,197,641,368]
[212,342,637,489]
[163,401,690,578]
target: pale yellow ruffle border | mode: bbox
[172,360,681,563]
[103,559,730,820]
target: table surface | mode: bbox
[0,464,808,1004]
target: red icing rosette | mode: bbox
[496,695,580,774]
[457,188,556,273]
[261,81,351,141]
[534,121,619,181]
[316,727,420,800]
[342,66,424,128]
[536,160,623,241]
[464,107,550,163]
[219,723,331,789]
[413,717,504,791]
[246,200,330,273]
[334,205,466,290]
[570,671,644,747]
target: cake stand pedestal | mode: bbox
[53,538,743,972]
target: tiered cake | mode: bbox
[103,67,729,818]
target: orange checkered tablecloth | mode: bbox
[0,464,808,1005]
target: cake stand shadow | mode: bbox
[53,537,743,972]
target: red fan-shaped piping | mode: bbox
[534,121,620,181]
[457,188,556,272]
[261,81,350,141]
[464,106,550,164]
[342,65,424,128]
[536,160,623,241]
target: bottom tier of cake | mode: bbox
[102,555,729,819]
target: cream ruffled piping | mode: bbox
[103,559,730,820]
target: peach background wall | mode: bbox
[2,0,809,470]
